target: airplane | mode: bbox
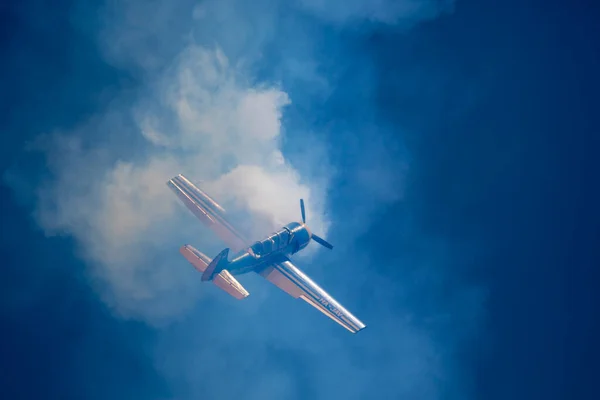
[167,174,366,333]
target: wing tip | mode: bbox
[166,174,183,185]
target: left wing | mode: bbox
[259,257,366,333]
[167,174,248,252]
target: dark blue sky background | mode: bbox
[1,0,599,399]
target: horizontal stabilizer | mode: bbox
[179,244,211,273]
[179,245,248,299]
[213,269,249,299]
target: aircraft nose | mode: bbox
[303,223,312,238]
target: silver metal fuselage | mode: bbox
[226,221,312,276]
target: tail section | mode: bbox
[179,245,249,299]
[201,248,229,281]
[213,269,249,299]
[180,244,212,273]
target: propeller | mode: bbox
[300,199,333,250]
[300,198,306,223]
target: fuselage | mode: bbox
[226,221,312,275]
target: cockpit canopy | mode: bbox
[249,227,293,257]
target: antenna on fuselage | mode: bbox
[299,199,333,250]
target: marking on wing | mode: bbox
[260,265,355,331]
[273,263,360,331]
[266,260,365,333]
[299,295,356,331]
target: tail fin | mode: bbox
[201,248,229,281]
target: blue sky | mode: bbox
[1,0,598,399]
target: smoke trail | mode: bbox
[5,1,483,399]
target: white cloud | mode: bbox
[5,1,483,399]
[31,45,328,323]
[24,0,448,324]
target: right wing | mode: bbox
[167,174,248,253]
[259,257,366,333]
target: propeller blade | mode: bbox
[300,198,332,249]
[311,234,333,250]
[300,199,306,223]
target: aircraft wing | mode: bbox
[167,174,248,253]
[258,257,366,333]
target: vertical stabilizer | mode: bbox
[201,248,230,281]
